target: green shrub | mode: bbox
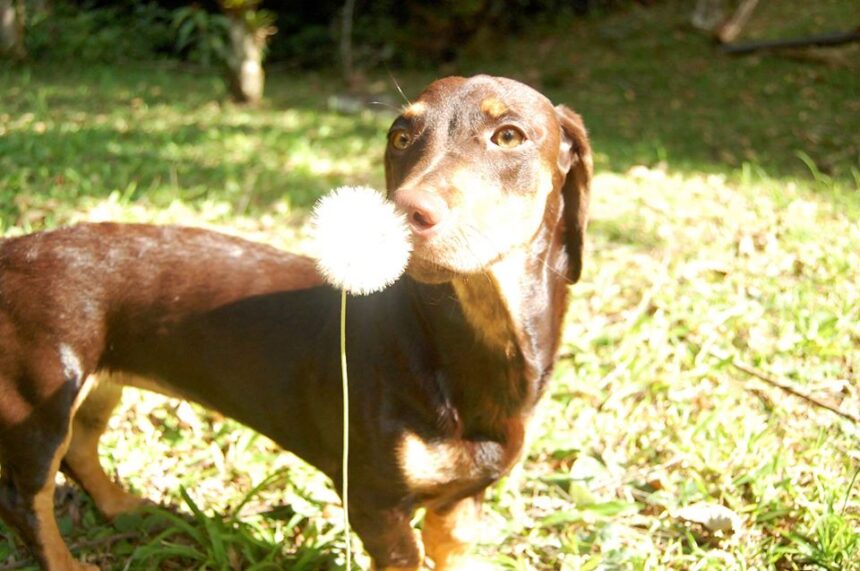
[171,4,230,67]
[25,2,174,63]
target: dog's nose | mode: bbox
[392,189,448,236]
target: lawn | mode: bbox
[1,2,859,569]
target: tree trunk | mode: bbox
[0,0,26,60]
[340,0,357,87]
[225,14,265,105]
[717,0,760,44]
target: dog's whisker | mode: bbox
[387,69,411,106]
[369,100,400,111]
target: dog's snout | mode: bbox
[393,189,448,237]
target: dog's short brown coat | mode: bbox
[0,75,591,570]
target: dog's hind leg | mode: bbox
[61,380,144,521]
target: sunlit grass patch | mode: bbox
[0,64,392,238]
[511,168,860,569]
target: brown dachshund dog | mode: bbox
[0,75,591,570]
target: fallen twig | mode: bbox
[707,348,860,424]
[722,29,860,55]
[69,530,141,552]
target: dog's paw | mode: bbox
[433,556,497,571]
[98,491,148,521]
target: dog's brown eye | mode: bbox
[492,126,525,148]
[389,129,412,150]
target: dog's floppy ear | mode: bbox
[555,105,592,284]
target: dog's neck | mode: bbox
[454,206,570,375]
[432,217,570,430]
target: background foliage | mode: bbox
[24,0,634,67]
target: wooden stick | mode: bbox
[722,29,860,55]
[707,348,860,424]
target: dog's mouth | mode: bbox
[405,227,512,284]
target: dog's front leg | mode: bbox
[422,493,487,571]
[349,498,423,571]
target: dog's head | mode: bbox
[385,75,592,284]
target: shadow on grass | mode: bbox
[0,63,391,230]
[0,121,337,204]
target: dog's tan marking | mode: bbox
[402,101,426,118]
[32,485,97,570]
[71,374,97,412]
[399,432,465,490]
[398,431,511,494]
[480,97,508,118]
[398,431,505,493]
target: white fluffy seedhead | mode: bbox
[310,186,412,295]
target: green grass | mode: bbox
[1,1,859,569]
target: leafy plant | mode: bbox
[171,5,230,67]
